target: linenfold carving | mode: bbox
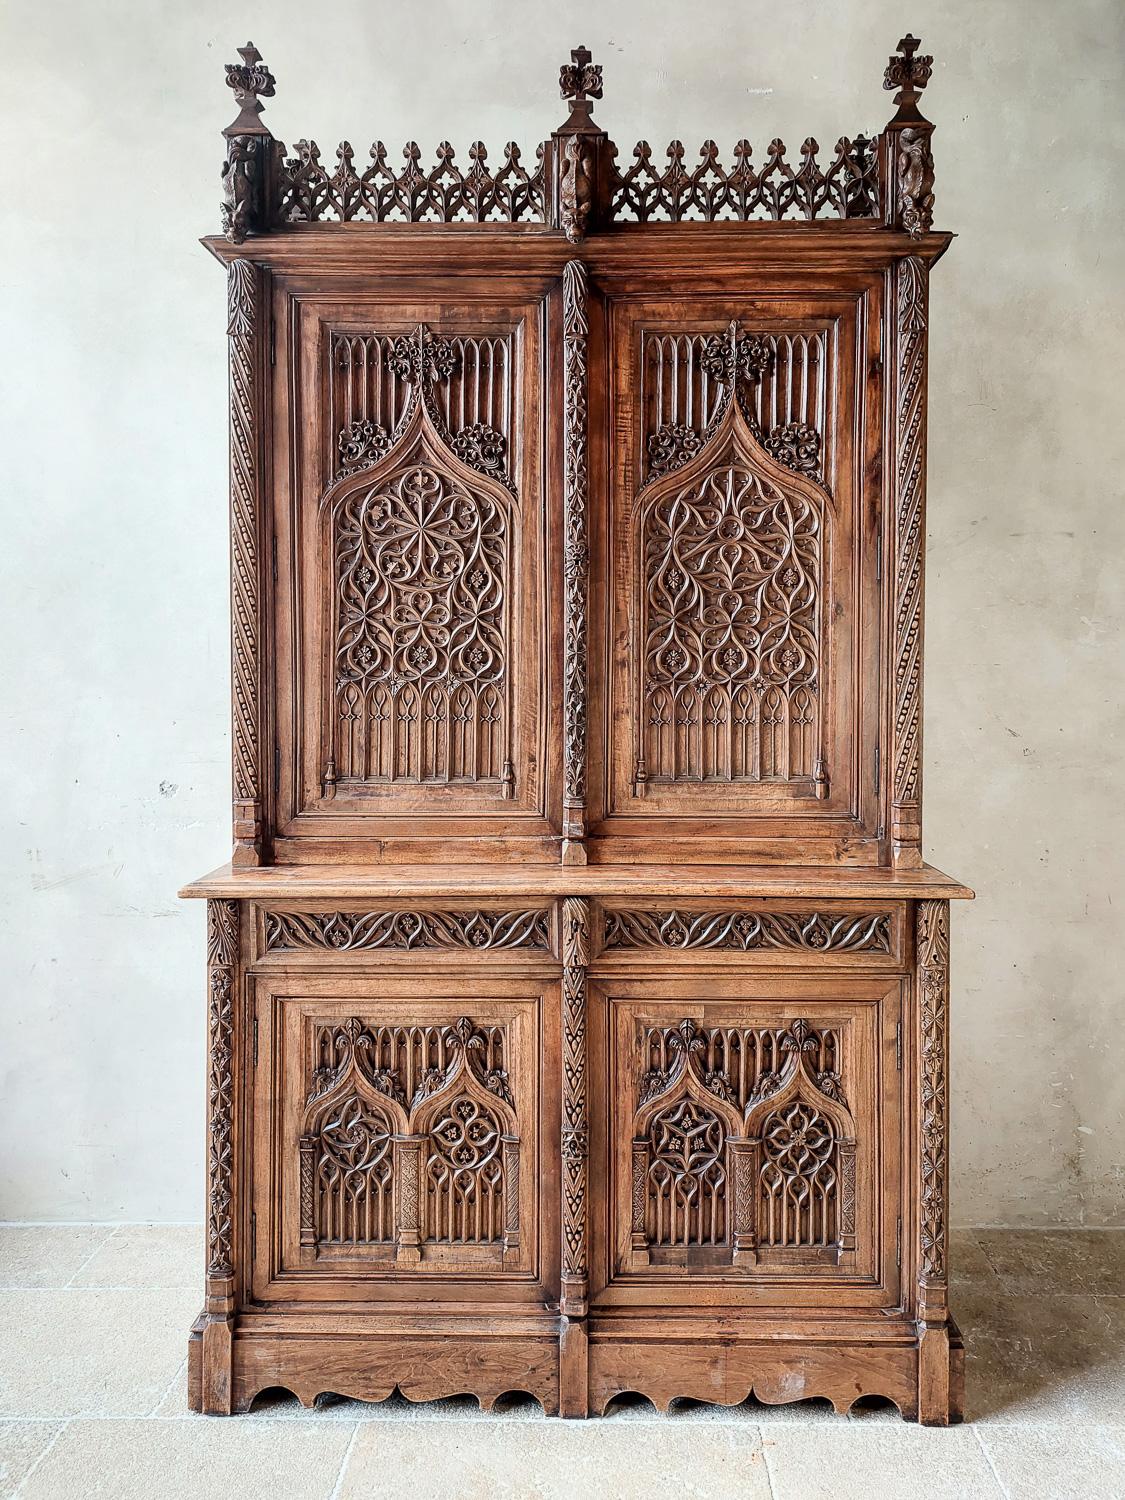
[300,1015,520,1257]
[631,1017,856,1263]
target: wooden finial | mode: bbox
[558,45,603,130]
[224,41,276,137]
[883,34,933,123]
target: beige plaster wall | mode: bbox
[1,0,1122,1224]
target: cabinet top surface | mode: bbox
[180,862,973,901]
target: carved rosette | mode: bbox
[561,898,590,1315]
[916,900,949,1317]
[206,901,239,1287]
[561,260,590,857]
[227,259,264,865]
[891,257,928,867]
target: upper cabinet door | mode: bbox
[590,286,884,864]
[271,287,560,862]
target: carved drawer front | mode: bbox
[272,293,558,857]
[253,977,554,1303]
[592,975,901,1308]
[591,292,882,863]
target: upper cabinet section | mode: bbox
[209,38,948,869]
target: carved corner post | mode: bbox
[880,34,935,237]
[221,42,281,244]
[729,1138,758,1266]
[889,253,928,869]
[394,1135,423,1266]
[548,46,614,243]
[202,900,240,1414]
[915,899,959,1424]
[561,261,590,864]
[560,897,590,1415]
[227,258,269,867]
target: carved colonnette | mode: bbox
[188,36,968,1426]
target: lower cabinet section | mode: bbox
[191,892,960,1424]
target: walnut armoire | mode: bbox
[182,37,972,1423]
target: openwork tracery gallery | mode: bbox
[183,35,971,1424]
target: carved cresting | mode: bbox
[227,259,265,865]
[201,900,239,1414]
[561,261,590,860]
[916,900,949,1316]
[561,898,590,1316]
[891,257,928,867]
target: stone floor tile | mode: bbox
[965,1294,1125,1424]
[0,1227,114,1290]
[69,1225,202,1290]
[18,1419,356,1500]
[976,1229,1125,1294]
[0,1288,198,1418]
[338,1418,771,1499]
[0,1421,63,1499]
[763,1425,1004,1498]
[977,1424,1125,1498]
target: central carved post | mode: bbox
[561,262,591,863]
[560,896,591,1415]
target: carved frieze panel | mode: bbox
[265,908,551,953]
[603,909,891,954]
[300,1015,520,1255]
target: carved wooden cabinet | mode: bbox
[182,38,972,1423]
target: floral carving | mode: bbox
[647,423,705,478]
[917,901,949,1286]
[561,898,590,1312]
[266,908,550,953]
[337,419,391,476]
[206,901,238,1280]
[764,422,821,475]
[449,422,507,476]
[388,325,459,384]
[561,261,590,846]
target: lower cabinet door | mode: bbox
[591,973,903,1308]
[250,971,556,1305]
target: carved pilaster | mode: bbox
[881,35,935,237]
[630,1139,650,1266]
[298,1136,316,1248]
[730,1138,758,1266]
[227,258,267,866]
[838,1139,857,1252]
[502,1134,521,1261]
[560,897,590,1314]
[890,255,928,867]
[561,262,590,862]
[916,900,949,1319]
[202,899,239,1414]
[394,1135,423,1266]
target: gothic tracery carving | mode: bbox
[603,908,891,954]
[265,907,550,953]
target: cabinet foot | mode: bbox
[918,1323,963,1425]
[559,1318,589,1417]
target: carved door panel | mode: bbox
[251,973,555,1305]
[590,290,883,863]
[591,974,902,1308]
[271,288,559,861]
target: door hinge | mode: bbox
[895,1019,902,1072]
[252,1013,259,1067]
[269,317,276,367]
[874,744,880,792]
[250,1210,257,1264]
[875,530,883,585]
[274,742,281,790]
[271,532,278,585]
[896,1216,902,1270]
